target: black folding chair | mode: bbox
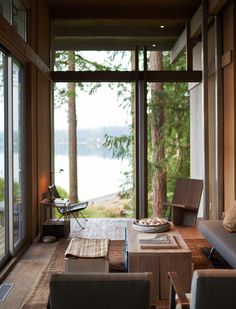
[48,184,88,229]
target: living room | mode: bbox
[0,0,235,308]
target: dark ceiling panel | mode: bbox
[50,0,201,52]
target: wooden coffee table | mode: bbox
[126,221,192,302]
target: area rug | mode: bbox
[22,239,125,308]
[22,238,213,308]
[200,246,232,269]
[184,238,213,270]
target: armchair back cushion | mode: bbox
[49,272,152,309]
[190,269,236,309]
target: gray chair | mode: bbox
[168,269,236,309]
[48,184,88,229]
[48,272,155,309]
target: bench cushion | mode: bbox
[199,220,236,268]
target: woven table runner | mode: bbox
[65,238,110,259]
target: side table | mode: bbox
[40,199,70,240]
[126,221,192,302]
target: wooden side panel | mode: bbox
[223,3,235,211]
[25,63,39,240]
[208,23,217,219]
[25,0,51,239]
[208,25,215,77]
[159,252,192,299]
[128,253,160,302]
[37,0,50,66]
[208,74,217,219]
[37,70,51,206]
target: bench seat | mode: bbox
[199,220,236,268]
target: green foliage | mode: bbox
[103,134,132,160]
[82,203,127,218]
[0,177,23,203]
[0,177,4,201]
[56,186,69,199]
[146,53,190,214]
[13,181,21,202]
[54,51,131,109]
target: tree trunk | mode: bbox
[150,51,167,217]
[68,51,78,203]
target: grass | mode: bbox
[82,204,124,218]
[54,187,134,218]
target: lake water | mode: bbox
[55,155,130,200]
[0,153,130,201]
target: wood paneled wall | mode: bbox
[207,23,217,219]
[23,0,51,239]
[223,1,235,211]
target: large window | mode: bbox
[13,0,26,40]
[53,50,136,218]
[0,0,26,40]
[0,49,25,268]
[52,47,199,219]
[54,80,135,218]
[0,0,11,21]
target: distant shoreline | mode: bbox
[88,192,118,203]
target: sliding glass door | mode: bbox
[0,51,8,262]
[12,59,25,249]
[0,51,25,268]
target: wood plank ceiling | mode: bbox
[49,0,201,51]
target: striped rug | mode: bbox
[65,238,110,258]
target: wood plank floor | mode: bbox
[0,218,204,309]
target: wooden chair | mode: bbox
[163,178,203,226]
[168,269,236,309]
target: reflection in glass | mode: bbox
[12,60,25,248]
[0,0,11,21]
[0,52,5,260]
[13,0,26,40]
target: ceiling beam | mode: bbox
[51,70,202,83]
[53,38,175,51]
[146,70,202,82]
[53,25,183,38]
[49,7,194,20]
[51,71,135,82]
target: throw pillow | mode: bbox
[223,206,236,232]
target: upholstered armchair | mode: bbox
[48,272,155,309]
[168,269,236,309]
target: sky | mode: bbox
[54,83,131,130]
[0,82,131,131]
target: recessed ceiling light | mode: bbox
[160,25,165,29]
[152,44,156,47]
